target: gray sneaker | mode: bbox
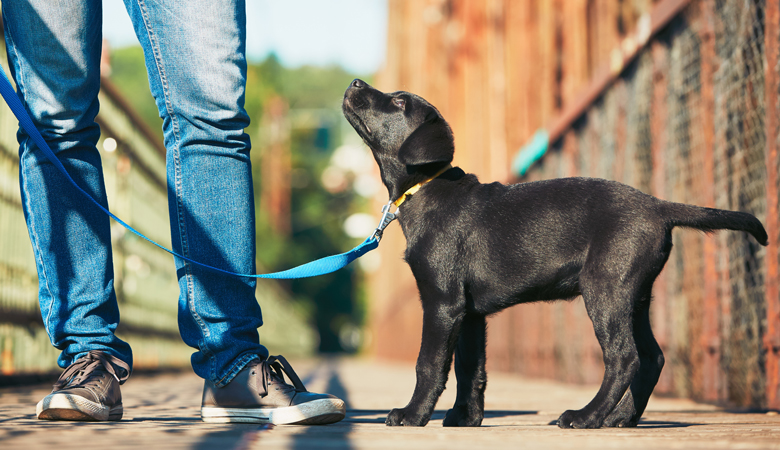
[201,355,346,425]
[36,350,130,421]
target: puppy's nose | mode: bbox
[351,79,365,89]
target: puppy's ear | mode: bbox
[397,113,454,167]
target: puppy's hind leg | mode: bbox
[444,312,487,427]
[557,277,640,429]
[603,297,664,427]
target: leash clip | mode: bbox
[370,201,397,242]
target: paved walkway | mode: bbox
[1,357,779,449]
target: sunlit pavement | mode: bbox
[1,357,779,449]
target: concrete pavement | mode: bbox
[1,357,779,449]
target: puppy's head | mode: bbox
[342,79,454,201]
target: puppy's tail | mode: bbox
[661,201,768,246]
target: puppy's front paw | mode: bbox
[386,407,429,427]
[443,405,483,427]
[602,408,639,428]
[557,409,603,429]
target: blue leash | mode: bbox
[0,67,386,279]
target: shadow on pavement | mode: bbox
[129,417,202,422]
[636,420,704,428]
[344,410,386,425]
[483,410,538,419]
[193,425,271,450]
[291,360,354,450]
[345,408,538,425]
[0,415,36,423]
[545,418,704,428]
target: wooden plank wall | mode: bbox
[369,0,780,408]
[371,0,647,378]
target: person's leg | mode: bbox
[121,0,266,384]
[122,0,344,424]
[2,0,132,371]
[3,0,132,421]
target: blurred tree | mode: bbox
[107,46,163,142]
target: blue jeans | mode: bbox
[2,0,268,386]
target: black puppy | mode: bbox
[342,79,768,429]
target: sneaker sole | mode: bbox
[36,393,123,421]
[201,398,346,425]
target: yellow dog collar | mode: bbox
[369,164,452,242]
[393,164,453,208]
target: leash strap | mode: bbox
[0,67,379,279]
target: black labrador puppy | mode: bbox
[342,78,768,429]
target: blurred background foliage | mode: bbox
[108,47,376,353]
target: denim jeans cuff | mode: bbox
[214,353,263,387]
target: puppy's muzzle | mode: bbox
[350,78,366,89]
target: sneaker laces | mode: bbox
[53,350,131,392]
[253,355,308,397]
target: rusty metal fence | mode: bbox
[513,0,779,408]
[373,0,780,409]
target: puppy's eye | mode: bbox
[392,98,406,108]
